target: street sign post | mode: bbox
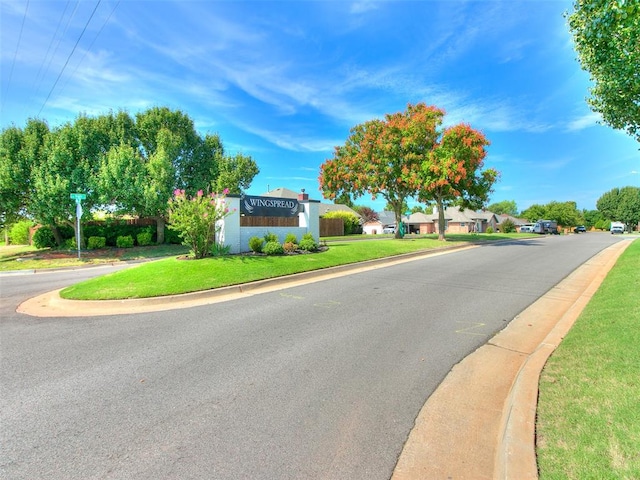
[70,193,86,259]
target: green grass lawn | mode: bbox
[59,236,475,300]
[59,233,531,300]
[0,244,189,271]
[536,239,640,479]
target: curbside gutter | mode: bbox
[390,240,630,480]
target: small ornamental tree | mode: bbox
[168,189,232,259]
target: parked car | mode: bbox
[520,224,535,233]
[574,225,586,233]
[383,225,396,234]
[611,221,625,234]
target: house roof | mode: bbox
[261,187,361,218]
[497,214,529,226]
[319,203,361,218]
[261,187,300,199]
[413,207,499,224]
[377,211,397,226]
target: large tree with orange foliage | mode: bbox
[417,123,498,240]
[319,102,498,239]
[319,103,443,238]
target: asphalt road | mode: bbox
[0,233,626,479]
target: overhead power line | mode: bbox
[38,0,102,117]
[2,0,30,111]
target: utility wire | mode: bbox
[2,0,30,111]
[58,0,121,98]
[33,0,72,93]
[35,1,80,96]
[38,0,102,117]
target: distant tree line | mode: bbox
[0,107,259,246]
[489,186,640,231]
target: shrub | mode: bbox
[283,241,297,253]
[32,226,56,249]
[116,235,134,248]
[486,227,494,234]
[87,236,106,250]
[168,189,233,258]
[500,219,516,233]
[263,231,279,243]
[248,236,264,253]
[136,231,153,246]
[263,240,284,255]
[299,237,318,252]
[9,220,33,245]
[284,232,298,244]
[62,238,77,250]
[211,243,231,256]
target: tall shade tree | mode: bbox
[29,116,109,246]
[567,0,640,141]
[214,152,260,195]
[0,119,49,229]
[134,108,215,243]
[417,123,497,240]
[487,200,518,216]
[0,126,27,229]
[597,186,640,231]
[320,103,445,238]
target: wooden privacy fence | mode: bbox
[320,218,344,237]
[240,216,299,227]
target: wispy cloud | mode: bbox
[566,112,600,131]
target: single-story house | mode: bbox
[406,207,500,234]
[496,214,531,232]
[362,210,397,234]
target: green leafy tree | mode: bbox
[597,186,640,231]
[546,201,583,227]
[0,119,49,230]
[384,199,410,214]
[582,209,603,229]
[567,0,640,141]
[29,116,111,247]
[521,204,548,222]
[168,188,232,259]
[214,151,260,195]
[333,192,355,208]
[487,200,518,216]
[521,201,583,228]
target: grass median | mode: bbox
[536,239,640,478]
[58,233,522,300]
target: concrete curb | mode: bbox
[390,240,630,479]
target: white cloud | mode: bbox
[566,112,600,131]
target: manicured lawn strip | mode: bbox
[0,244,189,271]
[536,239,640,479]
[60,237,469,300]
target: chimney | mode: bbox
[298,188,309,201]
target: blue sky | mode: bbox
[2,0,638,213]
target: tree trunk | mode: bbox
[154,216,166,244]
[51,225,64,247]
[437,199,446,241]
